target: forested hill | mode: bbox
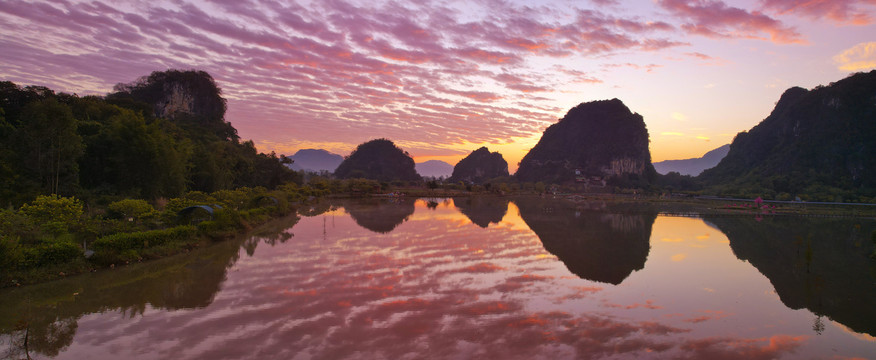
[0,69,297,206]
[700,70,876,201]
[516,98,655,186]
[334,139,421,182]
[448,147,509,184]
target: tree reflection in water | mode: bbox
[705,216,876,336]
[2,198,876,359]
[0,214,300,358]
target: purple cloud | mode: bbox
[760,0,876,25]
[656,0,805,44]
[0,0,741,158]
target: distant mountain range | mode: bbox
[416,160,454,178]
[653,144,730,176]
[287,149,343,173]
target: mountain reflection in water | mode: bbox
[453,197,509,228]
[514,197,656,285]
[1,197,875,359]
[705,216,876,336]
[342,197,416,233]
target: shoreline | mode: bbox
[5,193,875,289]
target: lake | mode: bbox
[2,197,876,359]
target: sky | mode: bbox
[1,0,875,172]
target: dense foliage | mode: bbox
[516,98,656,186]
[448,147,509,184]
[0,70,298,206]
[0,184,323,285]
[700,70,876,202]
[334,138,421,182]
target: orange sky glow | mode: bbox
[1,0,875,172]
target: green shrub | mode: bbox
[212,188,260,210]
[198,209,245,238]
[107,199,157,220]
[19,195,83,231]
[0,236,23,271]
[20,240,81,268]
[92,225,197,253]
[240,208,270,223]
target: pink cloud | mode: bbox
[657,0,806,44]
[0,0,691,159]
[677,335,808,360]
[760,0,876,25]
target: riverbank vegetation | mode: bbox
[0,184,328,287]
[0,70,312,287]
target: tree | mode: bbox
[79,107,189,199]
[18,98,83,196]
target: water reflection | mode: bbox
[341,198,416,233]
[705,216,876,336]
[453,197,509,228]
[0,215,298,359]
[1,198,875,359]
[514,197,657,285]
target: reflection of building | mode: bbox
[515,198,656,285]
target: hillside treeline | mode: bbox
[0,70,298,207]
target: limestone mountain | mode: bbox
[107,69,237,141]
[700,70,876,200]
[288,149,343,173]
[110,70,226,121]
[334,139,421,182]
[516,99,655,185]
[448,147,509,184]
[416,160,454,178]
[654,144,730,176]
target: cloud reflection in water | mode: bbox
[9,198,871,359]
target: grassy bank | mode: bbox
[0,183,326,288]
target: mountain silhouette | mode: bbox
[288,149,343,173]
[700,70,876,199]
[334,139,421,182]
[416,160,454,178]
[654,144,729,176]
[448,147,509,184]
[516,99,655,186]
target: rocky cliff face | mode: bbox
[156,81,197,119]
[334,139,421,182]
[516,98,654,185]
[111,69,227,123]
[448,147,509,184]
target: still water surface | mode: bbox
[2,197,876,359]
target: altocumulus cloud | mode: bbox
[0,0,832,157]
[834,42,876,71]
